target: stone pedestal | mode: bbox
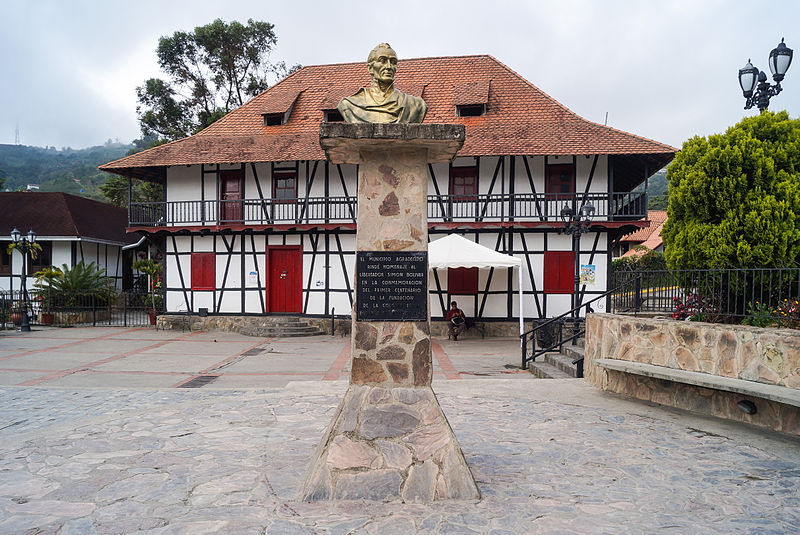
[300,123,479,502]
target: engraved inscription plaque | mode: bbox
[356,251,428,321]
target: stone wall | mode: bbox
[585,314,799,435]
[156,315,523,339]
[429,321,521,338]
[156,315,324,337]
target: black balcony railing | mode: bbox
[129,191,647,227]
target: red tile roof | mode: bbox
[260,89,302,115]
[101,55,676,175]
[621,210,667,243]
[454,81,490,105]
[0,192,136,245]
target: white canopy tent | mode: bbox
[428,234,524,337]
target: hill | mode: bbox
[647,167,668,210]
[0,142,133,200]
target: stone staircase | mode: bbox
[158,314,325,338]
[235,317,325,338]
[529,343,584,379]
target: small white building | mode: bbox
[0,192,137,292]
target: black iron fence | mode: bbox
[609,267,800,327]
[521,266,800,371]
[1,290,162,329]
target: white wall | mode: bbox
[1,239,124,293]
[157,155,616,319]
[161,228,610,321]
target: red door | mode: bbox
[267,247,302,312]
[220,171,243,222]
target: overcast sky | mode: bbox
[1,0,798,150]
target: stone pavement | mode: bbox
[0,327,527,389]
[1,328,799,533]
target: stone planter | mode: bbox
[585,314,800,435]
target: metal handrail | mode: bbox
[128,191,648,227]
[520,277,641,370]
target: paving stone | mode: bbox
[59,516,97,535]
[0,376,798,534]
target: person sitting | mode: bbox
[446,301,467,341]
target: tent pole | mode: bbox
[518,265,524,346]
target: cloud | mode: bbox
[1,0,798,149]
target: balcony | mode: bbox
[128,191,647,228]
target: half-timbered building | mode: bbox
[100,55,676,326]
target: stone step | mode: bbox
[242,326,324,337]
[259,316,302,323]
[542,352,580,378]
[528,360,572,379]
[563,344,584,362]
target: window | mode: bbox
[273,171,297,202]
[543,251,575,294]
[191,253,215,290]
[456,104,485,117]
[450,166,477,200]
[263,113,284,126]
[0,242,10,274]
[324,109,344,122]
[28,242,52,274]
[448,267,478,295]
[546,164,575,199]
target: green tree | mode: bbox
[100,135,167,207]
[662,111,800,269]
[99,176,164,207]
[136,18,299,141]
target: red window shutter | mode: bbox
[448,267,478,295]
[544,251,574,294]
[191,253,215,290]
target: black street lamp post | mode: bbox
[560,203,595,319]
[739,38,793,112]
[10,228,37,332]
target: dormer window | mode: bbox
[260,89,302,127]
[453,81,490,117]
[324,109,344,122]
[263,113,285,126]
[320,86,363,123]
[456,104,486,117]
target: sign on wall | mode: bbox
[580,264,596,285]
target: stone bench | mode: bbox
[595,358,800,409]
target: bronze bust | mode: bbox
[338,43,427,124]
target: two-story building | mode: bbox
[100,55,676,326]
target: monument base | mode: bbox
[301,384,480,502]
